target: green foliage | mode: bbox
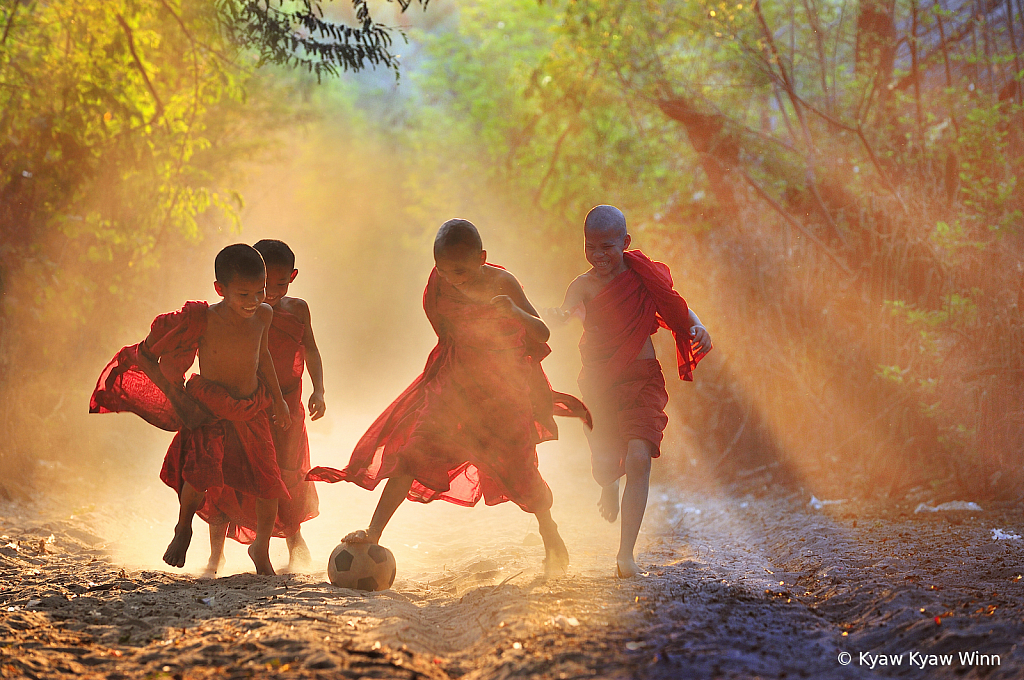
[0,0,315,492]
[379,0,1024,496]
[0,0,311,331]
[217,0,428,80]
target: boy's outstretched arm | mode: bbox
[688,308,712,355]
[491,275,550,343]
[299,300,326,421]
[543,276,586,325]
[257,305,291,431]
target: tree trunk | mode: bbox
[656,96,740,218]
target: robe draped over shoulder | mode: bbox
[578,250,710,486]
[307,266,590,513]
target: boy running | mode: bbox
[549,205,712,578]
[203,239,325,575]
[91,244,291,575]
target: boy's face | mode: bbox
[435,246,486,288]
[585,226,631,274]
[214,274,267,319]
[264,266,298,307]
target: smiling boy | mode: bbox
[307,219,590,574]
[202,239,324,575]
[549,205,712,578]
[91,244,292,575]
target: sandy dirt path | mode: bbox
[3,464,1024,680]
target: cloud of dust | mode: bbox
[80,83,615,579]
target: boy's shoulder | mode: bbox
[253,303,274,328]
[568,270,605,301]
[276,296,311,323]
[483,264,520,290]
[277,296,309,313]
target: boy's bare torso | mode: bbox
[199,303,272,399]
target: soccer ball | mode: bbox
[327,541,397,591]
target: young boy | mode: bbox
[203,239,325,575]
[549,205,712,578]
[307,219,590,574]
[90,244,292,576]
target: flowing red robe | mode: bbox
[90,302,289,538]
[578,250,710,486]
[307,267,591,513]
[210,307,319,543]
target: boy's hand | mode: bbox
[272,399,292,430]
[690,325,712,355]
[542,307,571,324]
[490,295,519,317]
[308,390,326,421]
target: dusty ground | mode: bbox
[3,462,1024,680]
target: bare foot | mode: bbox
[540,527,570,576]
[543,542,570,577]
[342,529,378,544]
[247,544,276,576]
[162,525,192,568]
[598,482,620,523]
[286,533,312,572]
[616,554,643,579]
[201,553,225,579]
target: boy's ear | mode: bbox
[479,250,487,265]
[623,234,631,249]
[290,268,298,283]
[214,280,225,297]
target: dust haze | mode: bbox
[50,104,632,582]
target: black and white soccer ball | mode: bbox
[327,541,397,591]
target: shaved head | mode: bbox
[584,205,627,240]
[434,218,483,259]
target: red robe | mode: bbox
[90,302,289,539]
[307,267,591,513]
[578,250,710,486]
[211,307,319,544]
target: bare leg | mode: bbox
[203,522,227,578]
[617,439,654,578]
[598,480,620,522]
[247,498,278,575]
[535,508,569,576]
[286,528,312,572]
[345,475,413,544]
[163,482,205,568]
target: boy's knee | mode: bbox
[624,440,653,477]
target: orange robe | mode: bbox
[308,267,591,513]
[208,307,320,543]
[578,250,710,486]
[90,302,289,539]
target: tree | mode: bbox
[218,0,430,79]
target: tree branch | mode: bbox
[116,14,165,125]
[737,167,853,275]
[0,2,17,47]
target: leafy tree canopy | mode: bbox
[218,0,429,79]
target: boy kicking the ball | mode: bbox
[308,219,590,574]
